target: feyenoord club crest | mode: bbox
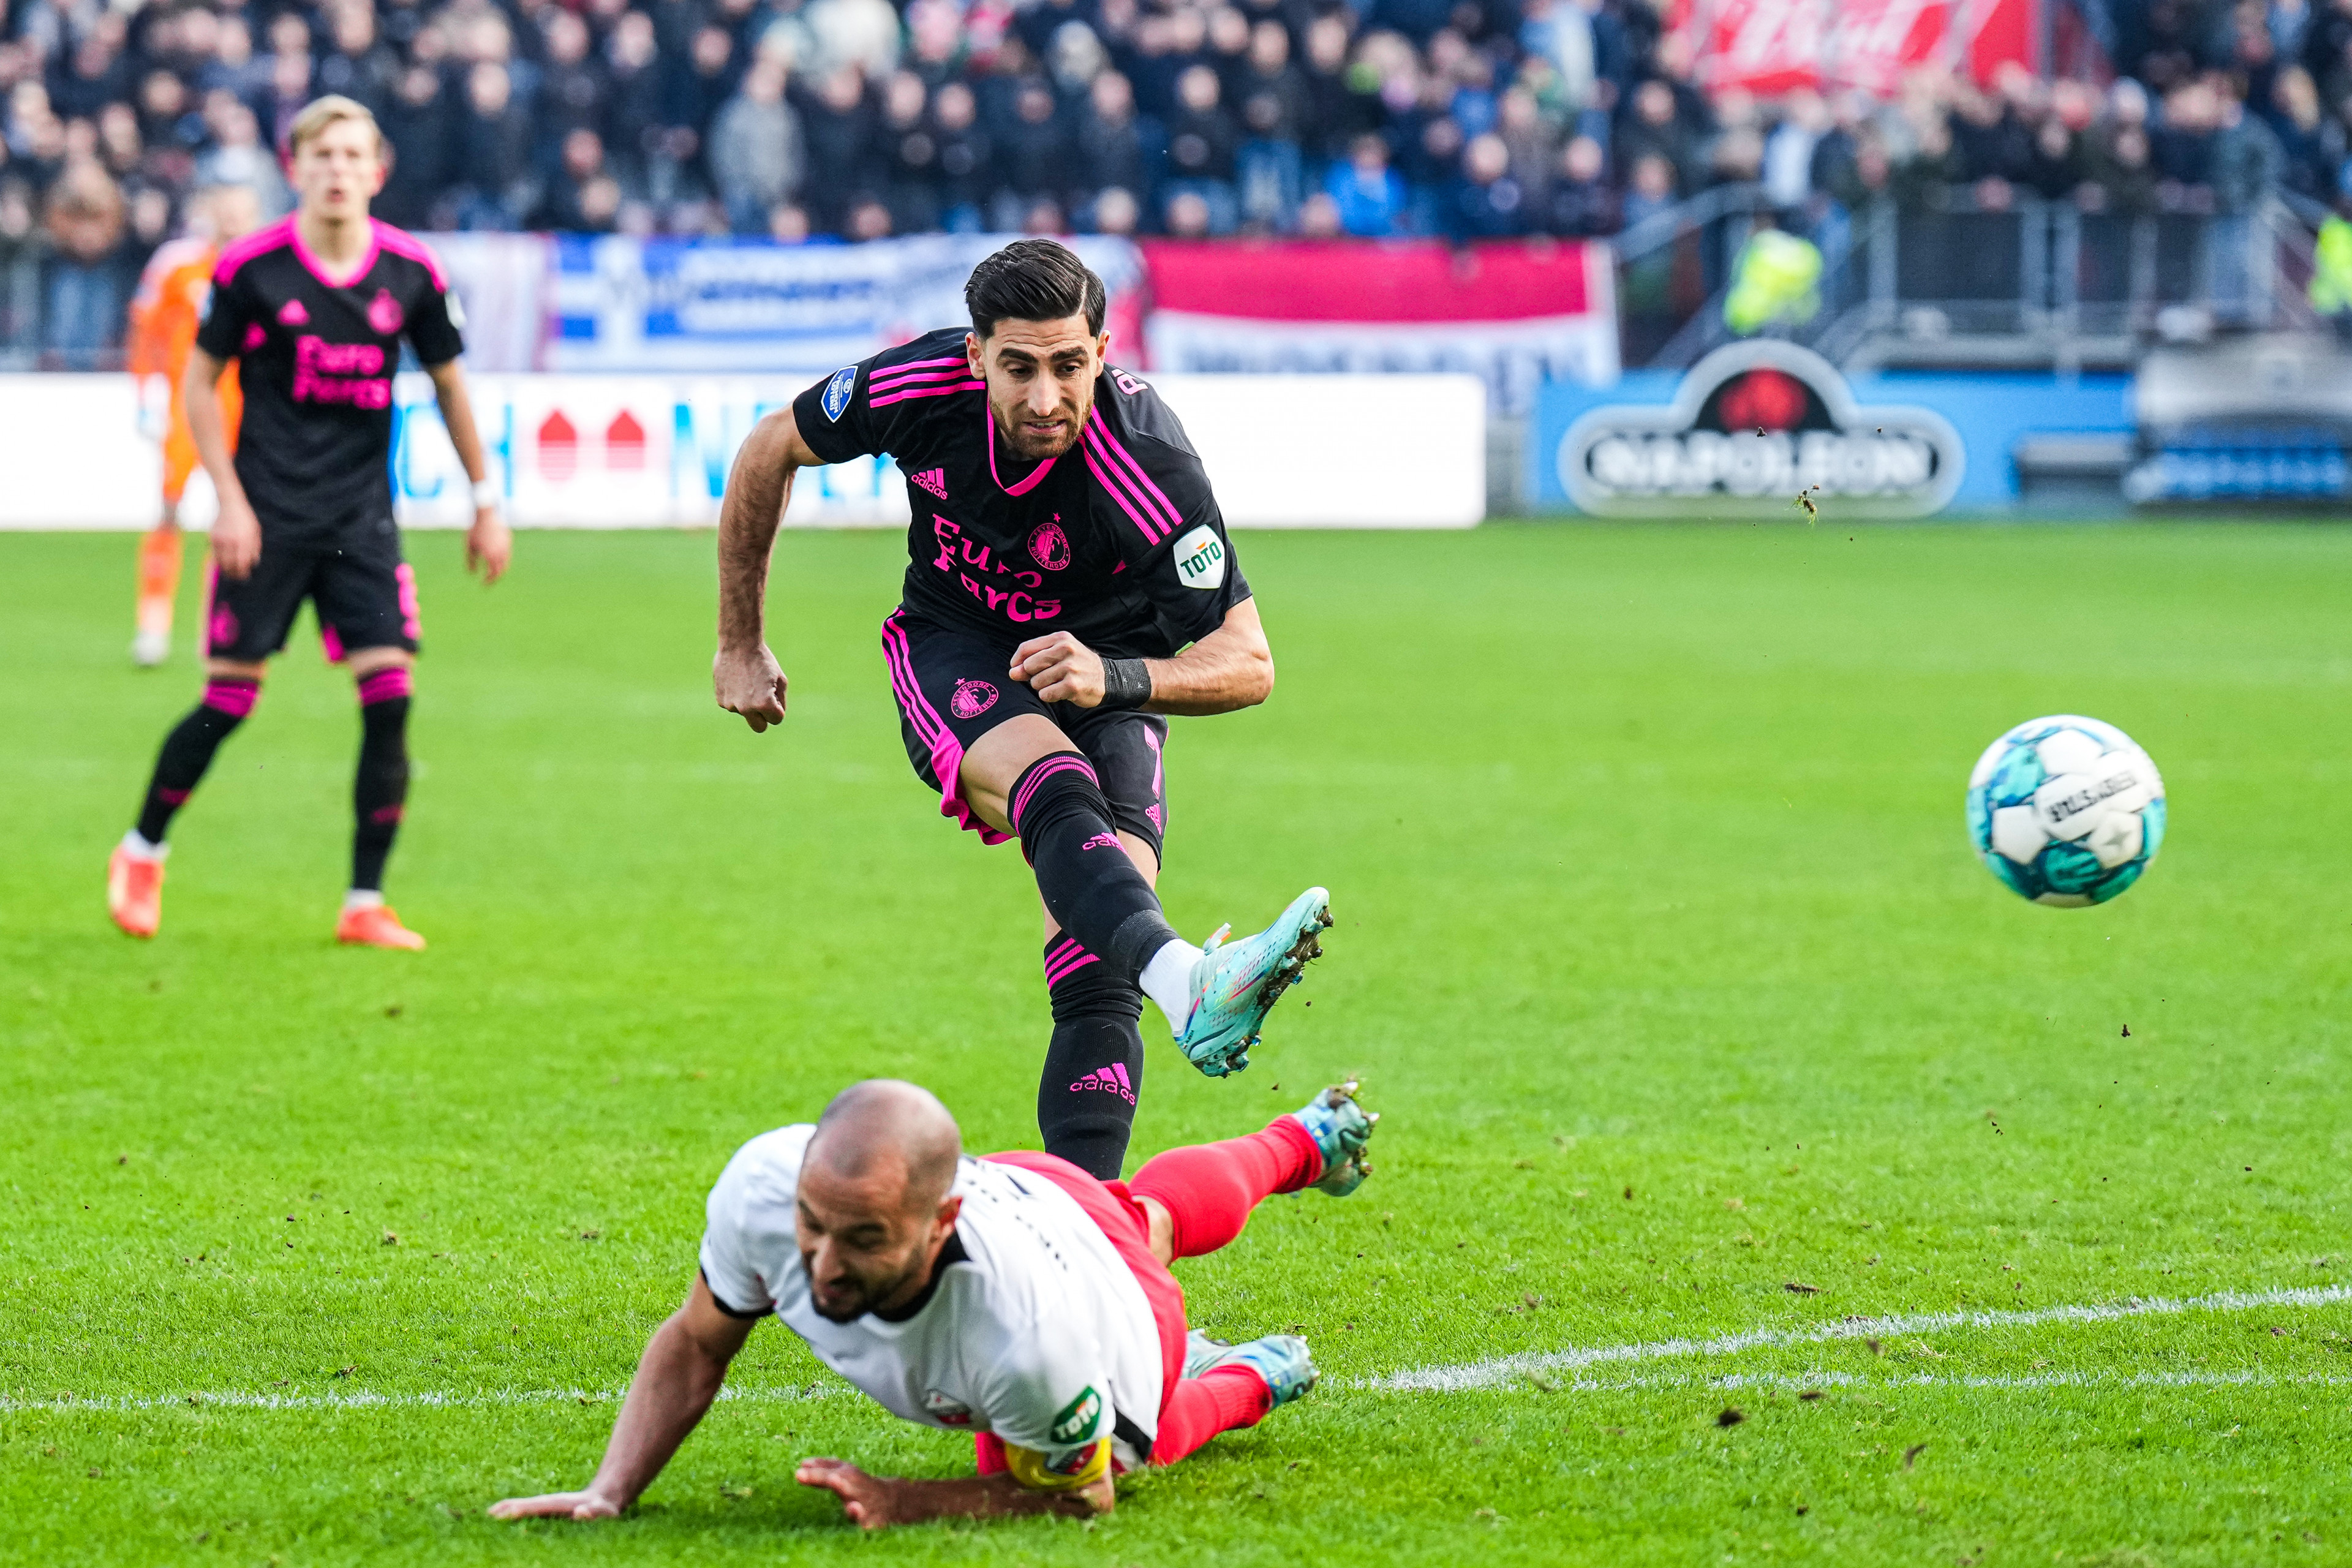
[951,679,998,720]
[366,289,404,335]
[1558,342,1964,518]
[1027,518,1071,571]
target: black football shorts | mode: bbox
[880,608,1169,857]
[202,511,420,665]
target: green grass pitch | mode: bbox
[4,522,2350,1566]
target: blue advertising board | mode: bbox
[1532,349,2133,516]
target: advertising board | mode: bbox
[0,371,1484,530]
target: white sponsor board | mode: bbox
[0,371,1483,530]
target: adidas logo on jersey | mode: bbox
[1069,1062,1136,1104]
[911,468,948,500]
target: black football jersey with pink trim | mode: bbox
[791,328,1250,659]
[195,216,464,538]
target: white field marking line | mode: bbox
[0,1382,848,1417]
[1494,1368,2352,1395]
[1362,1284,2352,1393]
[10,1286,2348,1419]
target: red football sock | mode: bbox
[1126,1117,1322,1260]
[1150,1367,1275,1466]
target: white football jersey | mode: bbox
[698,1125,1165,1471]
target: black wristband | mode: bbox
[1099,657,1152,710]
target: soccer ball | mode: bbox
[1965,715,2166,907]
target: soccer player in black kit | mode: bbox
[107,96,510,949]
[712,240,1330,1178]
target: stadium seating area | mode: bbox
[1,0,2347,363]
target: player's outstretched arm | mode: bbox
[488,1274,754,1522]
[1009,598,1273,716]
[795,1457,1114,1530]
[713,407,825,732]
[423,359,511,585]
[183,347,260,579]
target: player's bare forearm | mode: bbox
[425,360,489,484]
[184,347,261,578]
[488,1278,752,1521]
[1143,599,1274,715]
[715,409,820,652]
[795,1458,1113,1529]
[426,359,511,584]
[713,409,824,730]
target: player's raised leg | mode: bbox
[1123,1083,1376,1464]
[336,649,424,949]
[965,715,1330,1079]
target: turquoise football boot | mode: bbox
[1171,886,1332,1077]
[1180,1331,1319,1407]
[1289,1080,1378,1197]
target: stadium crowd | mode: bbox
[2,0,2349,361]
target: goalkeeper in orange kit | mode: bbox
[125,184,263,666]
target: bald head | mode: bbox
[806,1079,962,1213]
[796,1081,965,1323]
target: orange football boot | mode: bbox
[336,903,426,950]
[108,845,166,937]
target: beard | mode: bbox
[992,392,1093,461]
[807,1251,929,1322]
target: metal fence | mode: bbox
[1615,185,2329,375]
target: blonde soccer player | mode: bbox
[107,96,510,948]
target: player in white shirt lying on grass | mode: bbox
[488,1076,1377,1529]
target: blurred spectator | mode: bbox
[1444,130,1525,238]
[42,156,124,367]
[1326,132,1408,235]
[709,56,802,233]
[0,0,2339,358]
[530,127,624,232]
[1543,133,1614,235]
[1163,62,1238,232]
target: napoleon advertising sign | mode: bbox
[1554,343,1966,518]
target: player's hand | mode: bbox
[794,1458,900,1530]
[466,507,511,584]
[714,643,789,731]
[211,494,262,581]
[1009,632,1106,707]
[485,1488,623,1521]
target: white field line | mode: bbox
[1362,1284,2352,1393]
[0,1382,848,1416]
[7,1285,2347,1417]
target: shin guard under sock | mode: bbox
[135,677,258,842]
[352,668,412,892]
[1009,753,1179,982]
[1038,935,1147,1180]
[1126,1118,1324,1260]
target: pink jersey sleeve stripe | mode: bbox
[370,221,450,290]
[1082,426,1171,545]
[213,218,297,284]
[869,354,973,388]
[869,363,973,391]
[1089,421,1185,537]
[870,379,985,408]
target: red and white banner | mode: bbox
[1139,240,1618,413]
[1670,0,2039,98]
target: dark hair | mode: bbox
[965,238,1106,339]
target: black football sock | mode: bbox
[1038,934,1147,1180]
[135,677,260,843]
[351,668,413,893]
[1009,753,1180,983]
